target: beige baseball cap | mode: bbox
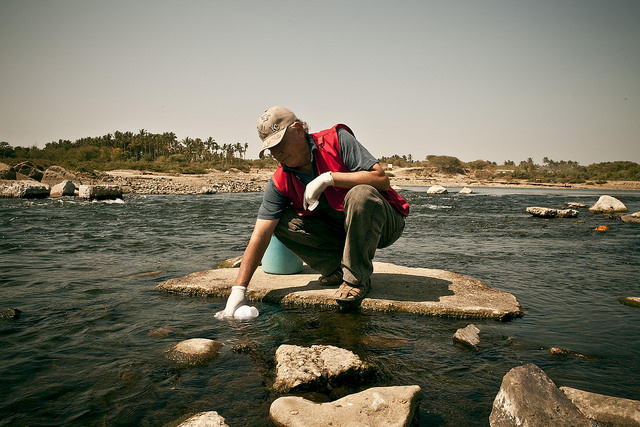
[257,105,298,159]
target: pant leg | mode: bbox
[273,207,345,276]
[341,185,405,286]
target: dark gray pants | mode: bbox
[273,185,405,286]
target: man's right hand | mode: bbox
[223,286,247,317]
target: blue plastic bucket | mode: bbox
[261,235,303,274]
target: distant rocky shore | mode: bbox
[2,161,640,199]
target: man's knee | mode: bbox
[344,185,382,212]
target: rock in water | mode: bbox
[526,206,578,218]
[489,363,590,426]
[621,211,640,224]
[270,385,422,427]
[50,180,76,197]
[78,185,123,200]
[589,195,628,213]
[459,187,474,194]
[560,386,640,426]
[273,344,373,392]
[177,411,229,427]
[165,338,223,366]
[0,181,50,198]
[453,324,480,349]
[426,185,448,194]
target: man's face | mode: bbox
[269,124,309,168]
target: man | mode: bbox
[222,106,409,316]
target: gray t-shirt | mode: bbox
[257,127,378,220]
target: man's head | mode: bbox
[257,105,301,159]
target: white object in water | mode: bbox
[233,305,259,320]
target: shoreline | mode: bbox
[88,168,640,195]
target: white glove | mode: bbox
[303,172,334,211]
[223,286,247,317]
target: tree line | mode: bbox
[1,131,638,183]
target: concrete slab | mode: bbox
[156,262,523,321]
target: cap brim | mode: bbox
[258,127,287,159]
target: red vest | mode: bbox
[272,124,409,217]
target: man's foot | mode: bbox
[318,269,343,287]
[334,280,370,304]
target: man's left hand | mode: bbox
[303,172,334,211]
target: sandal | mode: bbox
[318,269,343,287]
[334,280,370,303]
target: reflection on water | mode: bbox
[1,189,639,425]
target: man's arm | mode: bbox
[330,163,390,191]
[222,218,278,317]
[234,218,279,287]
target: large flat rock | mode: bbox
[157,262,522,321]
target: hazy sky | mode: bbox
[1,0,639,165]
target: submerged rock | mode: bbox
[177,411,229,427]
[216,256,243,269]
[270,385,422,427]
[619,297,640,308]
[526,206,578,218]
[273,344,373,392]
[426,185,448,194]
[0,180,50,198]
[165,338,223,366]
[549,347,585,358]
[566,202,586,208]
[78,184,123,200]
[453,324,481,350]
[622,211,640,224]
[50,180,76,197]
[489,363,590,426]
[561,386,640,426]
[589,195,628,214]
[0,308,21,319]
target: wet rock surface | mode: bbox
[270,385,422,427]
[273,344,374,392]
[526,206,578,218]
[165,338,223,366]
[622,211,640,223]
[453,324,481,349]
[175,411,229,427]
[157,262,523,320]
[589,195,628,213]
[0,180,50,198]
[78,184,123,200]
[489,363,591,426]
[560,386,640,426]
[619,296,640,307]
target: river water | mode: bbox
[1,187,639,426]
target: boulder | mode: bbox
[49,180,76,197]
[177,411,229,427]
[0,180,50,198]
[270,385,422,427]
[622,211,640,224]
[489,363,590,426]
[165,338,223,366]
[459,187,474,194]
[589,195,628,214]
[0,162,16,180]
[560,386,640,426]
[526,206,578,218]
[13,161,43,181]
[426,185,448,194]
[41,165,77,185]
[619,297,640,308]
[453,324,480,350]
[78,184,123,200]
[273,344,373,392]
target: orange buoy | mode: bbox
[595,225,609,231]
